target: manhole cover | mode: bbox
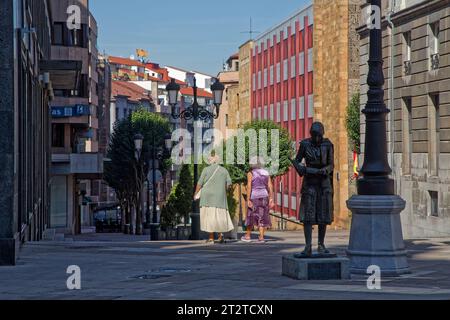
[66,246,104,250]
[129,267,194,280]
[130,274,172,280]
[149,268,193,274]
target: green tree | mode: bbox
[131,109,171,234]
[346,93,361,154]
[104,117,136,232]
[160,186,182,229]
[104,108,171,235]
[223,120,295,184]
[174,164,193,226]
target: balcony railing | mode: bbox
[431,53,440,70]
[404,60,412,76]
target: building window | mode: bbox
[307,48,313,72]
[258,107,262,120]
[52,124,65,148]
[283,59,288,80]
[270,66,274,85]
[252,108,256,119]
[291,98,296,120]
[264,105,268,119]
[50,176,68,228]
[308,95,314,117]
[291,195,297,211]
[276,63,281,83]
[283,101,288,122]
[299,52,305,75]
[283,194,289,208]
[429,21,440,70]
[291,56,296,78]
[263,68,268,87]
[429,191,439,217]
[252,74,256,91]
[276,102,281,122]
[52,22,64,45]
[225,114,229,126]
[403,31,412,76]
[258,71,262,89]
[52,23,88,47]
[299,97,305,119]
[402,97,412,174]
[429,93,440,175]
[270,104,274,120]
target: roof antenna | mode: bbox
[241,17,260,41]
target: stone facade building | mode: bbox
[358,0,450,238]
[237,40,254,128]
[215,53,240,146]
[249,2,360,229]
[313,0,361,228]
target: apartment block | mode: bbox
[49,0,103,234]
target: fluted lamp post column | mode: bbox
[346,0,410,276]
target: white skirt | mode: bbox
[200,207,234,233]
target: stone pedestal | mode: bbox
[282,255,350,280]
[347,195,410,276]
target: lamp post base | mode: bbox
[190,212,200,240]
[149,223,160,241]
[347,195,410,276]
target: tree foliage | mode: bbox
[223,120,295,184]
[160,186,181,229]
[174,164,193,225]
[103,108,171,234]
[346,93,361,154]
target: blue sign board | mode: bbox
[51,105,90,118]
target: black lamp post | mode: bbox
[357,0,394,196]
[346,0,409,275]
[166,77,224,240]
[133,133,144,235]
[147,133,173,241]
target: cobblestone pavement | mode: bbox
[1,231,450,300]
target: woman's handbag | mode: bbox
[194,167,220,201]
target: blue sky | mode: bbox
[90,0,310,75]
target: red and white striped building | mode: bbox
[251,4,314,219]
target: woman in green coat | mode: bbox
[194,155,234,243]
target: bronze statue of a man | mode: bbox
[292,122,334,257]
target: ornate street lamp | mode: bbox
[166,76,224,240]
[346,0,409,275]
[211,79,225,116]
[166,78,180,110]
[148,133,173,241]
[134,133,144,160]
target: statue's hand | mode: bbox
[298,165,307,176]
[318,168,328,176]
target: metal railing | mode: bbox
[404,60,412,76]
[431,53,440,70]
